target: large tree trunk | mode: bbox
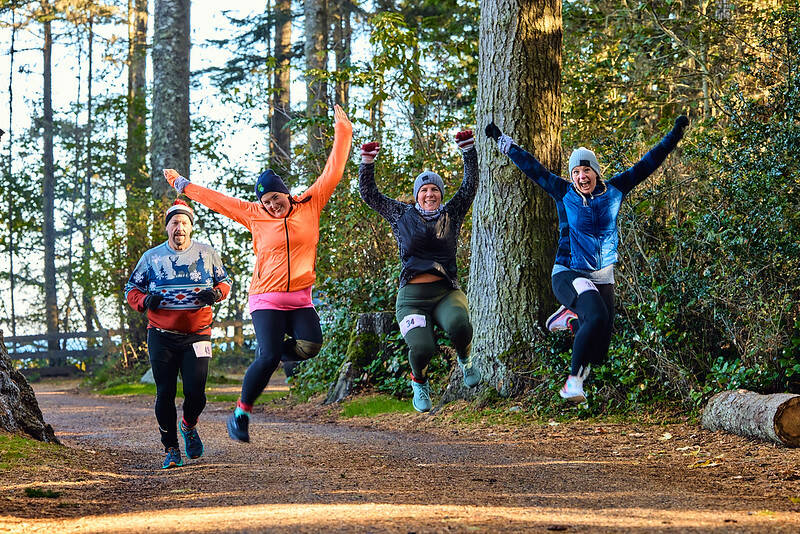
[469,0,561,396]
[270,0,292,178]
[151,0,190,203]
[41,2,61,363]
[126,0,150,347]
[702,389,800,447]
[304,0,328,160]
[0,330,59,443]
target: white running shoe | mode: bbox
[559,375,586,403]
[546,305,578,332]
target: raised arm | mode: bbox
[445,130,479,218]
[358,142,407,223]
[485,122,568,197]
[303,104,354,211]
[164,169,259,230]
[607,115,689,196]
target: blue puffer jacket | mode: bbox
[506,127,682,271]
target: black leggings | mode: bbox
[241,308,323,405]
[551,271,615,376]
[147,329,210,450]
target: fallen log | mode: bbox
[701,389,800,447]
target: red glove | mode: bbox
[361,142,380,164]
[455,130,474,152]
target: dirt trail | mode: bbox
[2,380,800,533]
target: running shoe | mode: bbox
[180,421,204,459]
[227,412,250,443]
[410,379,432,413]
[162,447,183,469]
[559,375,586,403]
[546,305,578,332]
[458,353,481,388]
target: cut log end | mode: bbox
[774,396,800,447]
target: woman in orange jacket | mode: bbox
[164,104,352,443]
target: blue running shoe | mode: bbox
[410,379,432,413]
[180,421,204,459]
[162,447,183,469]
[457,351,481,388]
[227,412,250,443]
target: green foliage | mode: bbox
[340,394,415,418]
[24,487,62,499]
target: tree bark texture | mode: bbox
[470,0,561,396]
[325,312,398,404]
[151,0,190,202]
[126,0,150,346]
[270,0,292,178]
[305,0,328,158]
[41,5,60,358]
[332,0,351,108]
[0,330,59,443]
[702,389,800,447]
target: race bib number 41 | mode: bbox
[193,341,212,358]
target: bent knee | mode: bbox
[294,339,322,360]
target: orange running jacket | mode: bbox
[181,121,352,295]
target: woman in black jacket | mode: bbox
[358,130,480,412]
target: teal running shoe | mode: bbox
[227,412,250,443]
[180,422,204,459]
[458,352,481,388]
[410,379,432,413]
[162,447,183,469]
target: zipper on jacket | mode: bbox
[284,218,291,292]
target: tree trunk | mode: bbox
[6,8,18,352]
[270,0,292,178]
[304,0,328,159]
[41,2,61,362]
[126,0,150,347]
[82,16,98,333]
[469,0,561,396]
[702,389,800,447]
[0,330,59,443]
[151,0,191,203]
[332,0,351,108]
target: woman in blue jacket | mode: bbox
[486,116,688,402]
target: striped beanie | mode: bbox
[165,199,194,225]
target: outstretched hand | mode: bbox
[673,115,689,139]
[333,104,352,129]
[485,122,502,141]
[163,169,190,193]
[361,142,380,164]
[455,130,474,152]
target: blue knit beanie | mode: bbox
[413,171,445,200]
[254,169,289,199]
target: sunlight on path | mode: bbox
[3,503,798,533]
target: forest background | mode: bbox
[1,0,799,416]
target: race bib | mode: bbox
[399,314,427,337]
[193,341,212,358]
[572,277,598,295]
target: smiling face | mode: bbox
[260,191,292,218]
[571,165,598,195]
[416,184,442,211]
[166,213,192,250]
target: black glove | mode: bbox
[485,122,502,141]
[672,115,689,139]
[196,288,222,305]
[143,294,163,311]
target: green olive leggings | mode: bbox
[395,280,473,381]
